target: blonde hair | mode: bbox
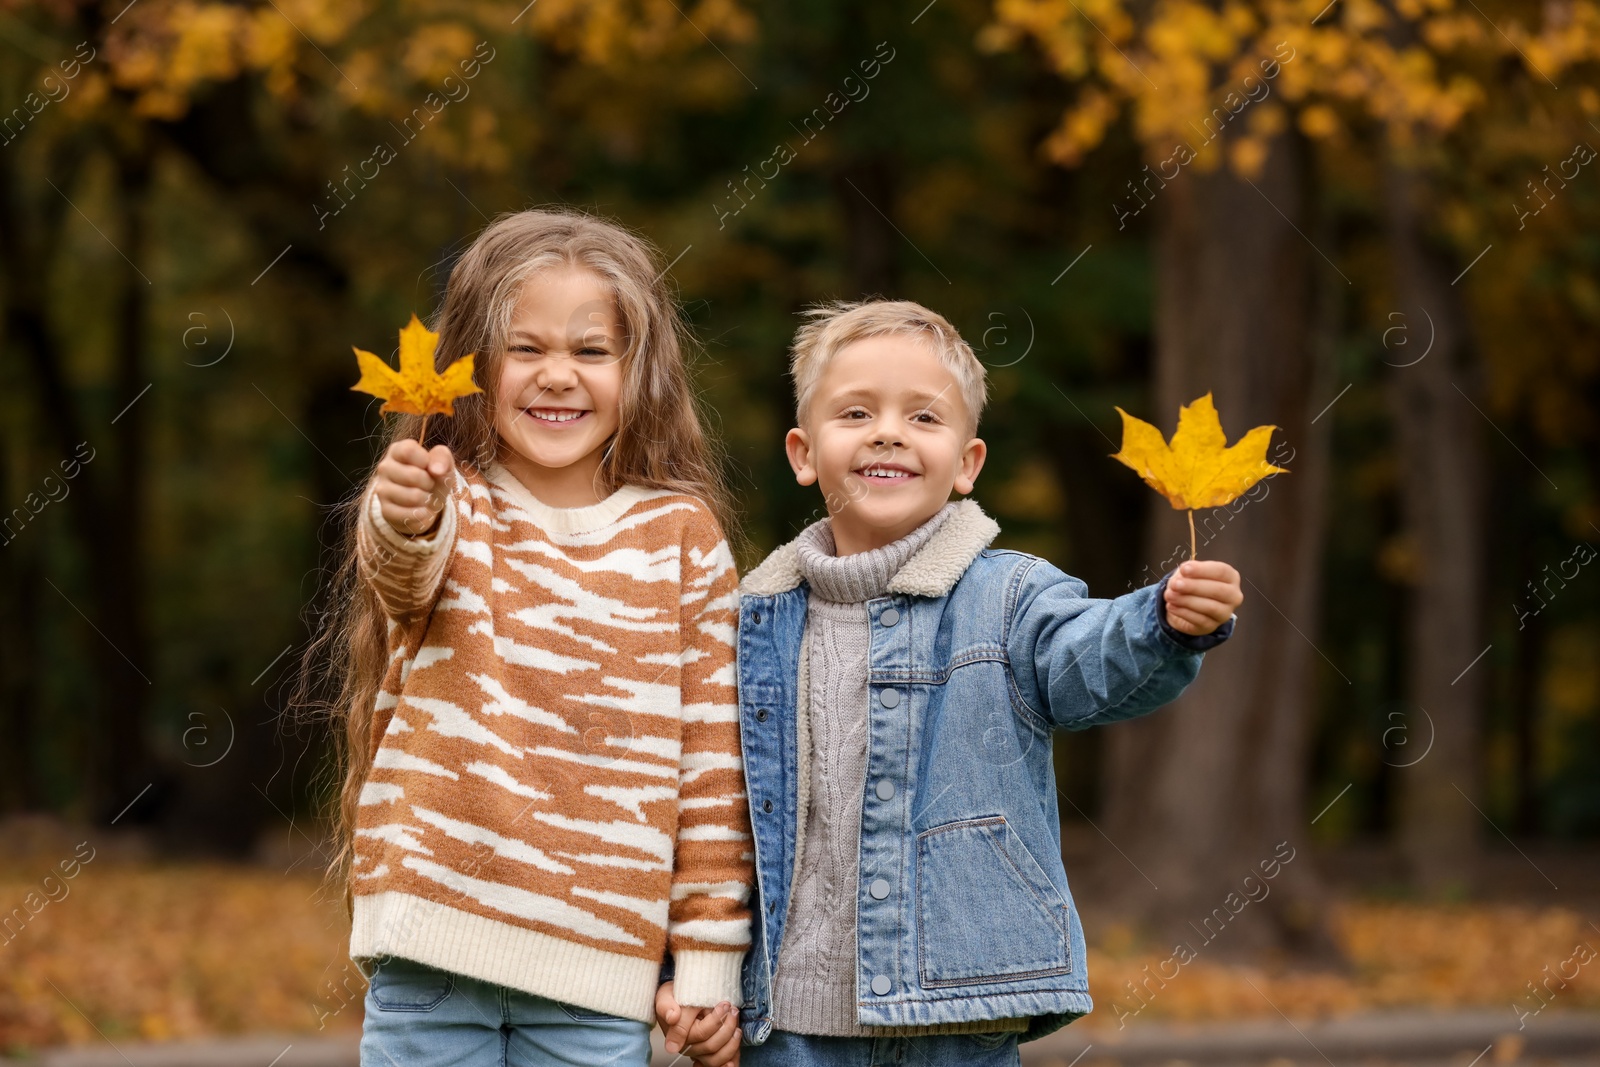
[296,207,737,916]
[789,299,987,431]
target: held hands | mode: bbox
[1162,559,1243,636]
[655,981,740,1067]
[374,439,455,537]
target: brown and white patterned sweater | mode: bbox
[347,460,752,1022]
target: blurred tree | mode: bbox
[0,0,759,838]
[0,104,154,821]
[981,0,1600,936]
[2,0,1593,904]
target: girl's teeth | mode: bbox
[531,410,584,422]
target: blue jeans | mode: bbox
[743,1028,1022,1067]
[359,956,652,1067]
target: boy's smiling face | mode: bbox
[786,333,986,556]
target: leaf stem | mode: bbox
[418,413,430,443]
[1187,509,1196,561]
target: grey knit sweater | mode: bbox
[768,504,1030,1038]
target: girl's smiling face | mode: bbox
[493,267,626,506]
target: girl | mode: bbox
[303,209,751,1066]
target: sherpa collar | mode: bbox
[739,498,1001,599]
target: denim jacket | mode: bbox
[730,499,1232,1045]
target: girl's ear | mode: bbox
[953,436,987,495]
[785,427,817,486]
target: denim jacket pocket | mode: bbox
[915,815,1072,987]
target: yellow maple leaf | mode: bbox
[351,315,482,430]
[1111,392,1289,558]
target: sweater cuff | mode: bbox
[669,950,744,1009]
[364,484,455,555]
[1153,571,1235,653]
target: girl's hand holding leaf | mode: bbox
[375,439,455,536]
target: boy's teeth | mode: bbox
[862,467,910,478]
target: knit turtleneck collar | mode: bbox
[794,503,958,604]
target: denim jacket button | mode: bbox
[879,689,900,708]
[870,878,890,899]
[756,708,769,722]
[763,799,773,813]
[874,780,895,801]
[870,975,891,995]
[880,607,900,627]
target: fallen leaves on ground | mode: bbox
[1081,900,1600,1030]
[2,857,1597,1052]
[0,858,358,1056]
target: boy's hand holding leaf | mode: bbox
[1163,559,1243,636]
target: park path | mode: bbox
[2,1011,1596,1066]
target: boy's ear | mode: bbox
[785,427,818,486]
[953,437,986,496]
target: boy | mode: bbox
[657,300,1242,1066]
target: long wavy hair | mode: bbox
[296,208,737,915]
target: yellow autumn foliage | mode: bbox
[984,0,1600,175]
[88,0,756,122]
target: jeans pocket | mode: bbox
[367,956,454,1012]
[557,1000,621,1023]
[967,1030,1014,1050]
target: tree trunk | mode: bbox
[85,148,158,822]
[834,153,901,298]
[0,443,44,811]
[0,138,157,825]
[1044,422,1148,601]
[1098,131,1338,956]
[1382,163,1486,889]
